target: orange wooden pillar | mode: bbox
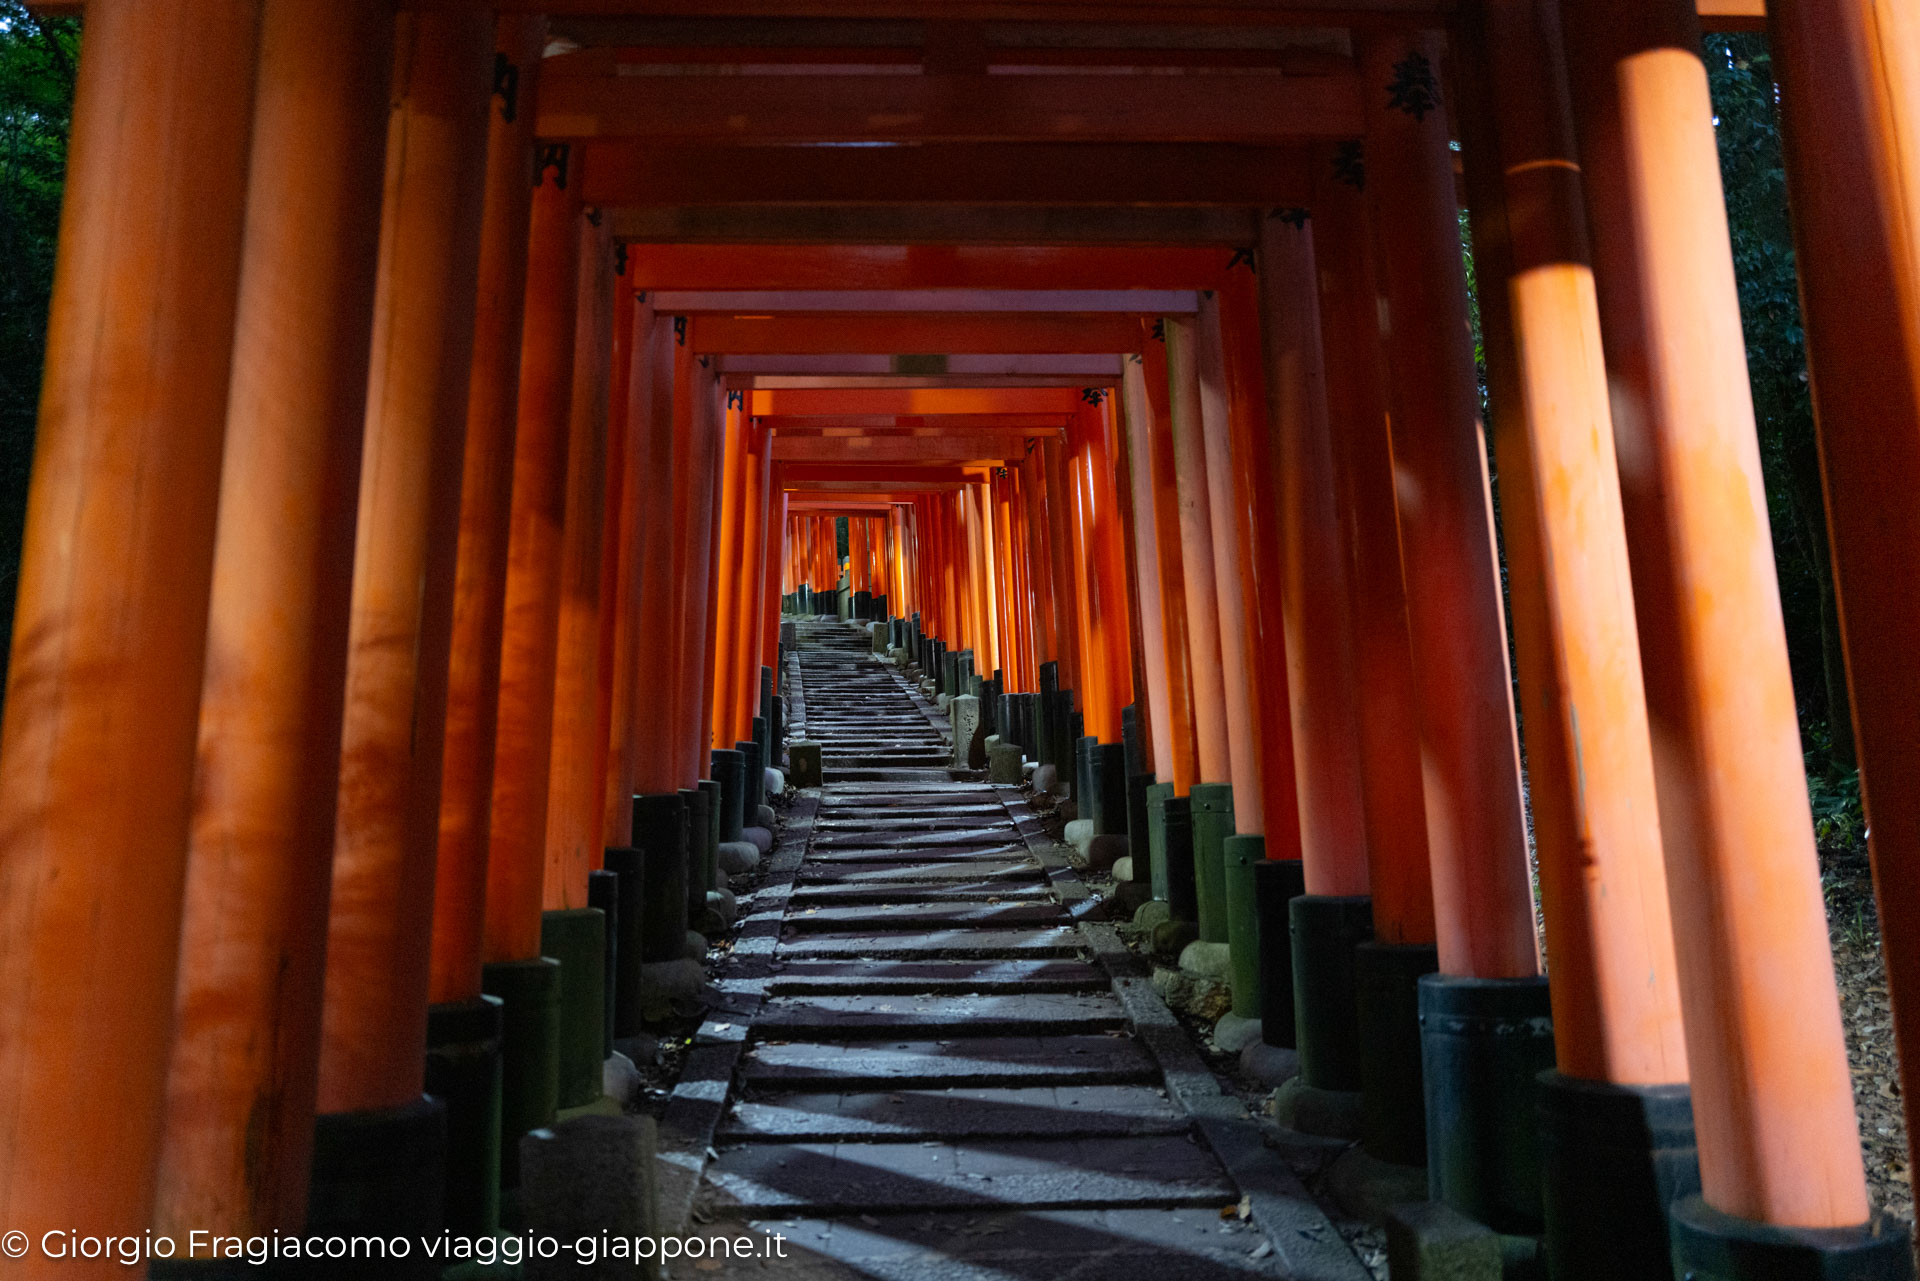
[735,420,772,741]
[1040,439,1084,698]
[543,212,615,911]
[1192,301,1261,829]
[1069,399,1134,745]
[1769,0,1920,1224]
[674,352,725,790]
[1310,159,1435,954]
[693,388,730,778]
[1163,319,1232,788]
[431,14,544,1012]
[0,0,255,1258]
[314,4,493,1222]
[630,317,682,796]
[601,286,654,849]
[1219,271,1301,862]
[709,400,748,748]
[153,0,393,1245]
[1452,2,1693,1268]
[482,154,582,967]
[1018,452,1059,677]
[1563,0,1881,1254]
[1141,327,1200,796]
[1120,348,1179,783]
[1359,27,1545,1223]
[1258,214,1369,899]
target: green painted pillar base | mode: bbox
[1146,782,1197,923]
[1189,783,1234,943]
[1417,973,1554,1234]
[425,994,504,1235]
[1290,894,1373,1091]
[1253,859,1306,1048]
[482,955,561,1189]
[1669,1196,1913,1281]
[632,793,688,963]
[1355,939,1439,1166]
[541,907,607,1110]
[1221,834,1266,1019]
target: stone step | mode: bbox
[792,861,1042,885]
[776,928,1082,958]
[764,959,1108,995]
[783,901,1065,931]
[727,1208,1292,1280]
[703,1135,1234,1215]
[740,1035,1157,1090]
[753,992,1124,1038]
[787,880,1055,904]
[804,844,1029,865]
[718,1084,1187,1142]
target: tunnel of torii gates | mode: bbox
[0,0,1915,1277]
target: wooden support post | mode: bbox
[710,395,748,747]
[1311,156,1435,945]
[433,16,545,1007]
[1140,327,1200,795]
[1164,318,1233,786]
[543,212,614,911]
[1121,350,1178,779]
[1070,400,1134,744]
[1360,30,1539,980]
[672,346,723,788]
[1219,271,1301,859]
[483,155,583,965]
[155,0,392,1240]
[318,9,493,1116]
[0,0,257,1250]
[1259,212,1370,897]
[630,318,680,795]
[601,287,652,848]
[1564,0,1874,1234]
[1768,0,1920,1213]
[694,383,729,778]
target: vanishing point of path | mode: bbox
[674,619,1372,1281]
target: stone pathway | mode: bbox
[674,618,1369,1280]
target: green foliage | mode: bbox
[1703,32,1853,767]
[0,3,77,672]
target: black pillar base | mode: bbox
[540,907,606,1110]
[587,869,618,1059]
[1539,1071,1698,1281]
[1147,783,1197,921]
[1354,940,1439,1167]
[1125,771,1155,886]
[681,783,712,910]
[481,955,561,1189]
[603,846,645,1037]
[711,747,747,843]
[1092,742,1128,835]
[1290,894,1372,1090]
[308,1096,446,1276]
[632,793,689,963]
[1253,858,1306,1048]
[424,994,504,1235]
[1189,783,1234,943]
[1221,835,1265,1020]
[1671,1196,1914,1281]
[1418,972,1555,1234]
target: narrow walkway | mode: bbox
[683,619,1369,1280]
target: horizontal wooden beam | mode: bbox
[615,205,1260,245]
[582,142,1314,207]
[761,413,1072,429]
[753,387,1089,413]
[631,246,1241,290]
[715,353,1126,376]
[539,72,1361,143]
[729,373,1113,388]
[689,312,1143,353]
[419,2,1442,24]
[654,288,1197,313]
[772,433,1047,461]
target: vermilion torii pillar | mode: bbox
[1164,319,1233,793]
[1454,0,1691,1271]
[314,5,493,1228]
[1360,27,1547,1227]
[485,151,584,970]
[1139,326,1201,796]
[544,213,614,913]
[155,0,392,1244]
[0,0,257,1259]
[1563,0,1890,1264]
[1768,0,1920,1215]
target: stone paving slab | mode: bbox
[775,927,1083,957]
[764,959,1109,994]
[719,1084,1188,1142]
[782,901,1064,931]
[692,1209,1291,1280]
[786,881,1057,904]
[753,992,1125,1037]
[803,843,1030,864]
[793,860,1042,884]
[740,1036,1159,1089]
[704,1135,1235,1214]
